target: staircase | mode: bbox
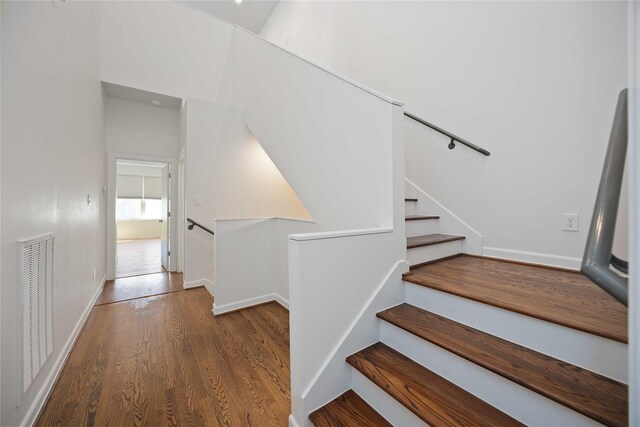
[309,197,628,426]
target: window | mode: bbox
[116,198,162,220]
[116,198,142,220]
[142,199,162,219]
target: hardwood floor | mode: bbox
[309,390,391,427]
[404,255,628,342]
[96,272,185,305]
[116,239,164,278]
[36,288,291,426]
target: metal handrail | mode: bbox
[611,254,629,275]
[581,89,629,305]
[404,111,491,156]
[187,218,215,236]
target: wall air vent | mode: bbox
[19,232,54,394]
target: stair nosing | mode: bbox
[377,303,628,427]
[406,233,465,249]
[347,342,524,427]
[405,215,439,221]
[402,255,627,344]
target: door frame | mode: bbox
[177,149,186,273]
[107,153,179,280]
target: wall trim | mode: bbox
[274,293,289,310]
[215,216,315,224]
[183,278,212,289]
[482,246,581,270]
[212,292,287,316]
[288,414,301,427]
[22,275,106,427]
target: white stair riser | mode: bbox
[404,201,417,216]
[405,218,439,237]
[404,283,628,382]
[351,368,426,426]
[380,322,602,427]
[407,240,462,267]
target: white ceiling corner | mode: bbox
[178,0,280,34]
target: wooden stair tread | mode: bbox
[346,343,524,427]
[378,304,628,427]
[405,198,418,202]
[405,215,439,221]
[309,390,391,427]
[407,233,465,248]
[403,255,627,343]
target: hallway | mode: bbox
[36,288,291,426]
[96,272,184,305]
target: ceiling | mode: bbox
[179,0,280,34]
[102,81,183,110]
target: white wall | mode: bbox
[106,97,179,159]
[183,98,310,289]
[116,220,161,240]
[1,2,105,425]
[261,1,628,268]
[231,29,399,231]
[101,1,234,103]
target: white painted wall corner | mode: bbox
[212,292,287,316]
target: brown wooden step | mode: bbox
[407,233,465,249]
[405,198,418,202]
[378,303,628,427]
[346,343,524,427]
[403,255,628,343]
[309,389,391,427]
[405,215,438,221]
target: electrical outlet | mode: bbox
[92,268,97,281]
[563,214,579,232]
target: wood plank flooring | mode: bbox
[404,255,628,342]
[96,272,184,305]
[36,288,290,426]
[116,239,164,278]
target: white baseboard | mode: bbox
[21,275,106,427]
[212,292,288,316]
[274,293,289,310]
[183,278,213,289]
[482,246,581,270]
[288,414,301,427]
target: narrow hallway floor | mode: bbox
[36,288,291,426]
[96,272,184,305]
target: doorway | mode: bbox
[113,159,171,278]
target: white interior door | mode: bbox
[160,164,170,271]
